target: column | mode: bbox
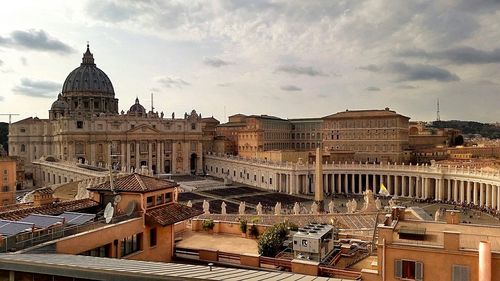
[337,174,342,193]
[331,173,335,194]
[459,180,465,203]
[497,185,500,211]
[409,176,415,198]
[135,142,140,170]
[453,180,458,202]
[416,177,421,198]
[486,184,491,208]
[447,179,452,201]
[492,185,497,209]
[120,142,126,170]
[372,174,376,193]
[126,142,131,172]
[402,176,406,197]
[291,174,297,195]
[351,173,355,194]
[388,175,393,195]
[435,179,441,200]
[148,142,153,171]
[160,142,164,173]
[344,174,349,194]
[90,142,96,165]
[423,177,428,199]
[285,174,290,194]
[480,183,485,207]
[358,174,362,194]
[394,176,399,197]
[156,141,161,174]
[474,182,479,205]
[466,181,472,204]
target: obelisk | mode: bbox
[314,147,324,212]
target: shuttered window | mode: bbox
[452,265,470,281]
[395,259,402,278]
[395,259,424,280]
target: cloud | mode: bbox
[0,59,3,66]
[358,64,381,72]
[398,47,500,65]
[217,83,232,87]
[275,65,327,77]
[388,62,460,82]
[20,57,28,66]
[157,76,190,88]
[203,57,233,67]
[0,29,74,54]
[12,78,61,98]
[365,86,380,91]
[280,85,302,91]
[397,85,418,89]
[0,96,4,102]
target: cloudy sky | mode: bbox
[0,0,499,123]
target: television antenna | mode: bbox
[0,113,20,125]
[104,202,114,224]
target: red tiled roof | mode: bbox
[145,203,203,226]
[323,109,410,119]
[0,199,99,221]
[88,173,178,193]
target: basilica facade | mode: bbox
[8,45,215,182]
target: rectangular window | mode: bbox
[2,186,9,192]
[146,196,154,207]
[120,233,142,257]
[76,121,83,129]
[156,194,164,205]
[452,265,470,281]
[395,259,423,281]
[165,192,172,203]
[150,228,157,247]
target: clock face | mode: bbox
[302,240,308,247]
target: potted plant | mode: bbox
[249,223,259,239]
[202,219,215,234]
[239,220,248,238]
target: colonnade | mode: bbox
[205,153,500,210]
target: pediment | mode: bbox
[126,124,161,134]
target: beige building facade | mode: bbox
[322,108,410,163]
[8,45,211,185]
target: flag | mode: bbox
[379,183,390,196]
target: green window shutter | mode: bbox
[395,259,402,278]
[415,261,423,281]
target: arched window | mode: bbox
[21,144,26,152]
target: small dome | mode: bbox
[51,94,69,111]
[61,44,115,96]
[129,97,146,114]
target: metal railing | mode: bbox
[0,212,141,253]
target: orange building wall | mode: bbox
[55,217,175,262]
[379,244,500,281]
[0,158,16,206]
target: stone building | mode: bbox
[322,108,410,163]
[0,156,16,206]
[8,45,213,184]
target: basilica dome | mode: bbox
[62,44,115,96]
[128,97,146,115]
[50,94,69,110]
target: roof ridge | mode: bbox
[135,173,147,191]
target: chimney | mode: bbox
[32,188,55,207]
[391,206,406,221]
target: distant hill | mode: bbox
[0,122,7,152]
[431,120,500,139]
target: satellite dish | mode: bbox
[124,201,136,216]
[104,202,114,223]
[114,195,122,204]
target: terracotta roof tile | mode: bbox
[0,199,99,221]
[146,203,202,226]
[88,173,178,193]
